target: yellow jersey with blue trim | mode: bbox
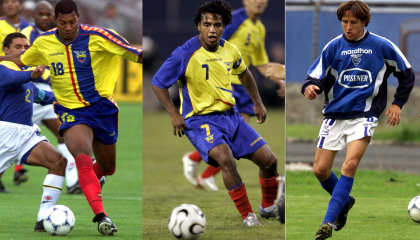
[152,36,247,119]
[20,24,143,109]
[222,8,269,84]
[0,17,30,56]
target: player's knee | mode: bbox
[260,151,277,171]
[313,165,329,180]
[51,154,67,173]
[216,154,235,170]
[342,159,358,176]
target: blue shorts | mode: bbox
[184,108,267,167]
[54,97,119,145]
[232,83,254,115]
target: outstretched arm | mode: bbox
[0,65,45,89]
[0,52,25,66]
[238,68,266,124]
[152,85,186,137]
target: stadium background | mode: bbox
[286,0,420,125]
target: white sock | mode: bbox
[57,143,78,187]
[37,174,64,221]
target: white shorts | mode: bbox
[0,121,47,173]
[316,117,378,151]
[32,82,57,126]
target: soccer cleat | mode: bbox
[315,221,336,240]
[13,169,28,185]
[333,194,355,231]
[0,180,10,193]
[67,181,83,194]
[197,175,219,191]
[181,152,200,188]
[243,212,263,227]
[34,220,46,232]
[275,173,285,223]
[93,212,117,235]
[99,176,107,189]
[259,205,277,219]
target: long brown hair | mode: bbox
[337,1,371,27]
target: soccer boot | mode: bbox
[67,181,83,194]
[0,180,10,193]
[14,169,28,185]
[34,220,46,232]
[243,212,263,227]
[275,174,285,223]
[93,212,117,235]
[181,152,200,188]
[334,194,355,231]
[197,175,219,191]
[259,205,278,219]
[315,221,336,240]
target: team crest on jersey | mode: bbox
[73,50,87,63]
[224,62,232,72]
[205,134,214,143]
[350,54,363,67]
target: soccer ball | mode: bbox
[43,205,75,235]
[408,196,420,223]
[168,204,206,239]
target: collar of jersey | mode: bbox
[342,29,370,44]
[55,24,81,46]
[2,16,23,30]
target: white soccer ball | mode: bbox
[43,205,75,236]
[168,204,206,239]
[408,196,420,223]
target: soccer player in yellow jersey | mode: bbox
[0,0,142,235]
[152,0,278,226]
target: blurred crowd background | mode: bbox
[142,0,285,111]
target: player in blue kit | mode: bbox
[0,32,67,232]
[152,0,278,227]
[301,1,415,239]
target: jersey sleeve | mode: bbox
[151,47,186,89]
[250,24,269,67]
[230,45,247,75]
[0,64,33,89]
[30,82,56,105]
[381,41,415,108]
[20,40,45,66]
[99,29,142,62]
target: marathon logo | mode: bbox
[341,48,372,55]
[338,69,372,89]
[49,52,64,56]
[250,137,263,147]
[206,58,222,62]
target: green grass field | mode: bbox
[0,103,142,239]
[286,169,420,240]
[143,109,285,239]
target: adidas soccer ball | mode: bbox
[43,205,75,235]
[408,196,420,223]
[168,204,206,239]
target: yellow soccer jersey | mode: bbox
[152,36,247,119]
[20,24,142,109]
[222,8,269,84]
[0,17,30,56]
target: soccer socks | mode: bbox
[57,143,78,187]
[201,166,221,179]
[323,175,354,224]
[259,174,279,209]
[320,171,338,195]
[93,162,116,179]
[76,154,106,216]
[14,164,23,172]
[228,183,253,220]
[189,150,202,162]
[37,174,64,221]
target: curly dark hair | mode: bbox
[193,0,233,27]
[55,0,78,17]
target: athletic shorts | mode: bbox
[32,83,56,126]
[53,97,119,145]
[0,121,47,173]
[232,83,254,115]
[184,108,267,167]
[317,117,378,151]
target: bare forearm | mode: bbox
[0,53,24,66]
[238,68,263,105]
[152,85,179,116]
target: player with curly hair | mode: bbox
[152,0,278,227]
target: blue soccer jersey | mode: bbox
[302,30,415,119]
[0,62,55,125]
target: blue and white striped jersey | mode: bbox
[302,30,415,119]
